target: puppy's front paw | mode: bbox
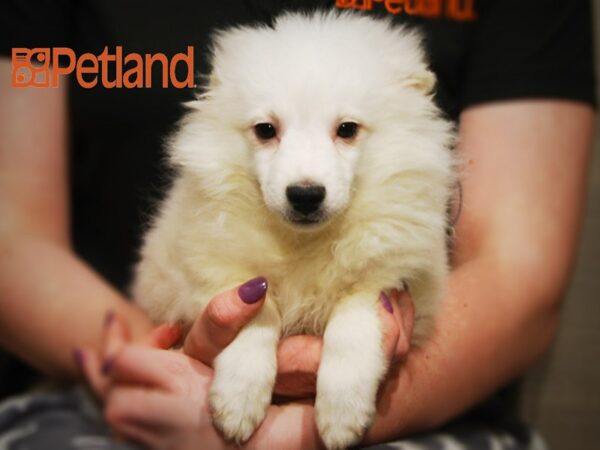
[208,329,277,444]
[209,370,273,443]
[315,369,378,450]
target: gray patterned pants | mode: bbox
[0,388,546,450]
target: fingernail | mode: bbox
[72,348,84,368]
[104,310,114,328]
[101,357,114,375]
[402,281,410,292]
[238,276,268,304]
[380,291,393,313]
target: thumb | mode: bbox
[183,276,267,364]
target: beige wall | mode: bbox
[519,4,600,448]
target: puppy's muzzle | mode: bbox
[286,184,326,218]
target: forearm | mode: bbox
[0,61,152,378]
[364,256,561,443]
[0,235,153,378]
[361,101,594,444]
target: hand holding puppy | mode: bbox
[76,281,413,449]
[274,288,414,399]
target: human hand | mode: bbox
[101,347,324,450]
[175,283,414,399]
[78,285,414,400]
[75,313,239,448]
[73,289,318,449]
[74,311,182,399]
[274,288,414,398]
[74,282,412,448]
[102,343,235,449]
[103,349,322,450]
[75,277,268,398]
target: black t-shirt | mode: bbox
[0,0,595,412]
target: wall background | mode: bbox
[519,3,600,448]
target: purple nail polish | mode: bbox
[72,349,84,368]
[104,310,114,328]
[101,357,114,375]
[238,277,268,304]
[380,291,393,313]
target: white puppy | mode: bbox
[133,11,455,449]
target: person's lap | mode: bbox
[363,419,546,450]
[0,388,139,450]
[0,388,544,450]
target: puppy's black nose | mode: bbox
[286,185,326,215]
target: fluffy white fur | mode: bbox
[133,11,455,449]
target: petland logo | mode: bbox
[11,46,195,88]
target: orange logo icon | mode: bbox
[12,48,52,87]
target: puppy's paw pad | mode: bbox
[209,379,271,443]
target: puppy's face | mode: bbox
[248,108,362,229]
[175,14,440,232]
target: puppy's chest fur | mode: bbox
[263,244,356,336]
[134,156,450,348]
[133,176,380,337]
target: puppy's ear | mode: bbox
[404,70,436,94]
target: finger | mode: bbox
[183,277,267,365]
[142,322,183,349]
[274,335,322,397]
[75,347,109,399]
[109,345,212,393]
[101,312,130,374]
[393,288,415,359]
[105,386,210,431]
[108,420,163,449]
[378,291,401,363]
[105,389,221,449]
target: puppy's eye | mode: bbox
[336,122,359,139]
[254,123,277,141]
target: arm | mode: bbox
[364,99,594,440]
[0,58,153,379]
